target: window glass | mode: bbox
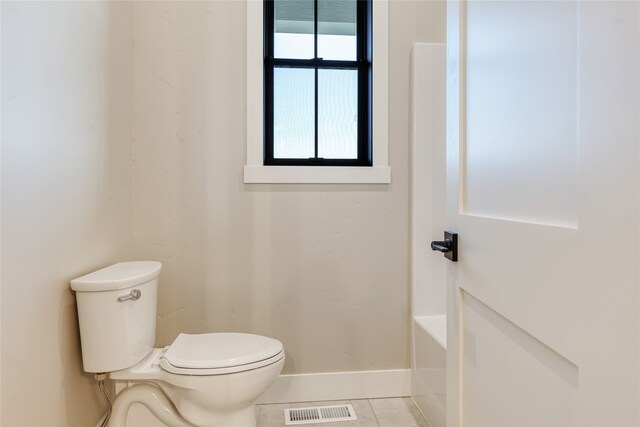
[265,0,371,166]
[273,67,316,158]
[318,0,357,60]
[318,69,358,159]
[274,0,314,59]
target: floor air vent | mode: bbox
[284,404,357,425]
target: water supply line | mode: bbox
[95,373,112,427]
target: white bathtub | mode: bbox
[412,315,446,427]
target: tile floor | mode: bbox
[257,397,430,427]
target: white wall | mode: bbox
[411,43,447,318]
[131,0,445,375]
[1,2,133,425]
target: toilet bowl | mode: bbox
[70,261,284,426]
[111,334,284,426]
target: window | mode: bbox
[264,0,371,166]
[245,0,389,183]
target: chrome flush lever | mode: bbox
[117,289,142,302]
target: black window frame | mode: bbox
[264,0,372,166]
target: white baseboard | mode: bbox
[256,369,412,404]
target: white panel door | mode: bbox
[445,1,639,426]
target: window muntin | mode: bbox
[264,0,372,166]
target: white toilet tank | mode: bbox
[70,261,161,373]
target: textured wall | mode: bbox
[0,1,445,423]
[131,0,445,374]
[1,2,133,425]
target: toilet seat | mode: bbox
[160,333,284,376]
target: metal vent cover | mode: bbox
[284,404,357,425]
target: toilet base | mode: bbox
[111,381,258,427]
[110,383,192,426]
[182,406,256,427]
[110,348,284,427]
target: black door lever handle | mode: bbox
[431,231,458,262]
[431,240,452,253]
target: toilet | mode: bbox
[70,261,284,427]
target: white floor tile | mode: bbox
[369,397,430,427]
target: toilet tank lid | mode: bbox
[70,261,162,292]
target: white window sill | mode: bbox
[243,166,391,184]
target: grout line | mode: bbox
[408,396,432,427]
[367,398,382,427]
